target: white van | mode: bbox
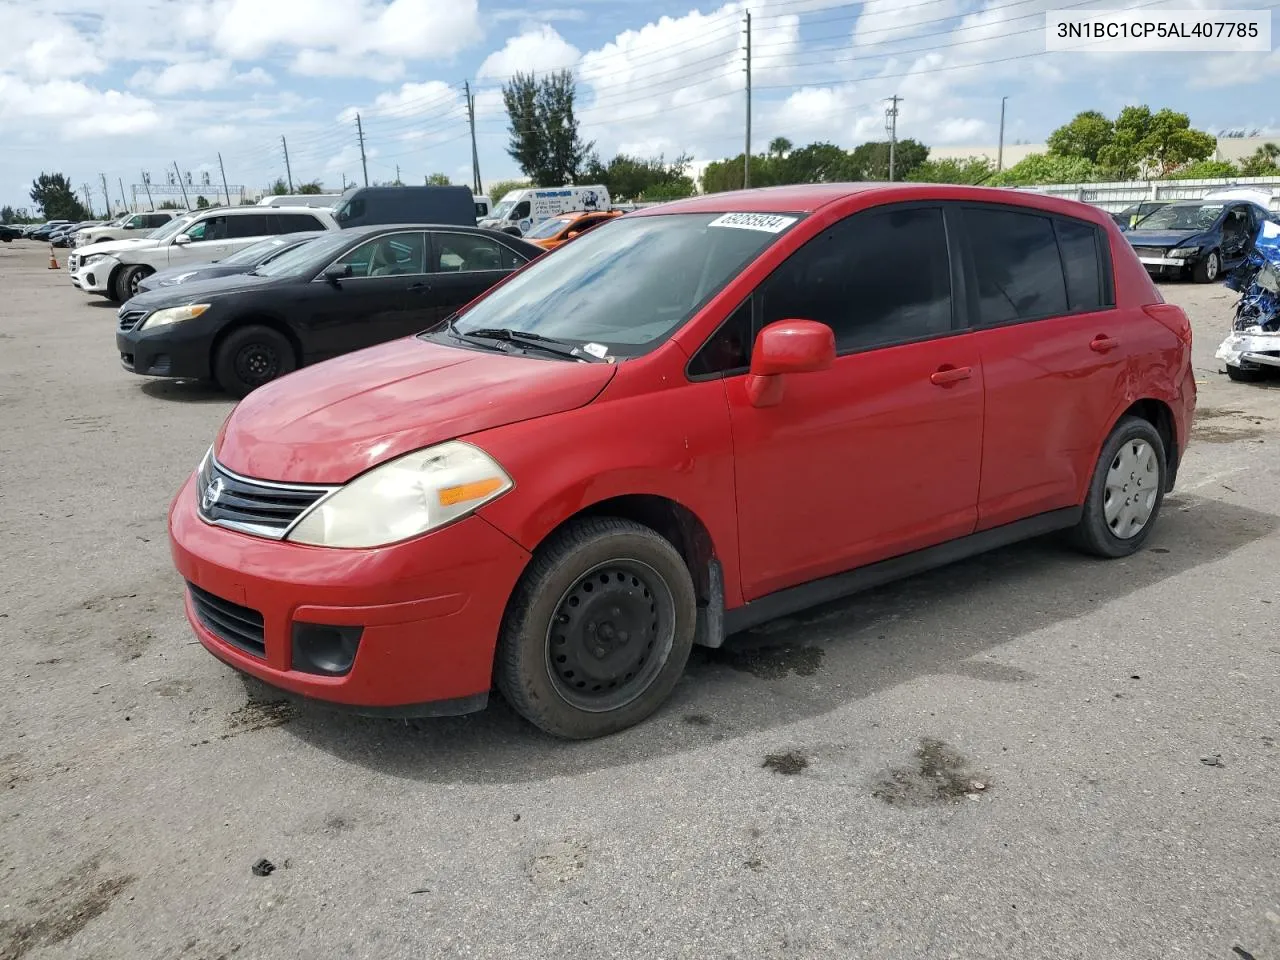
[473,194,491,222]
[257,194,343,208]
[479,185,611,235]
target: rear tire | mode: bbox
[1192,250,1220,284]
[1070,416,1166,558]
[1226,364,1267,383]
[213,325,297,399]
[495,517,697,739]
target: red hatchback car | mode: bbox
[170,183,1195,738]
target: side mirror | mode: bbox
[173,234,191,245]
[745,319,835,408]
[323,263,352,284]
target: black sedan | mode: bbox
[1126,198,1270,282]
[116,224,542,397]
[136,231,327,294]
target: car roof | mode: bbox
[630,182,1117,225]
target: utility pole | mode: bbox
[743,11,752,189]
[884,95,902,181]
[118,177,129,214]
[217,152,231,207]
[99,173,111,215]
[465,80,482,194]
[395,163,401,185]
[141,171,155,211]
[356,114,369,187]
[281,135,294,192]
[997,96,1008,172]
[341,172,347,191]
[173,161,190,208]
[82,183,95,217]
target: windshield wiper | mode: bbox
[446,319,605,362]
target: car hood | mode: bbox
[215,338,617,483]
[127,272,281,309]
[1125,229,1205,247]
[144,263,249,288]
[79,237,160,256]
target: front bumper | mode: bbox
[116,319,216,379]
[169,472,531,712]
[1138,256,1194,270]
[73,257,117,294]
[1215,331,1280,369]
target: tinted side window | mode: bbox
[965,207,1068,324]
[274,213,324,233]
[185,216,228,242]
[689,298,753,377]
[333,232,426,277]
[760,206,952,352]
[1054,219,1103,312]
[227,214,270,239]
[147,214,170,228]
[512,200,531,220]
[433,233,516,272]
[337,198,365,223]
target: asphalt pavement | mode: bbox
[0,241,1276,959]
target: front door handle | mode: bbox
[930,365,972,386]
[1090,335,1119,353]
[407,281,432,292]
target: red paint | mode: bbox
[170,182,1194,714]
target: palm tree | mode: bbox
[768,137,792,159]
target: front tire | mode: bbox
[113,264,153,303]
[1192,250,1220,283]
[1070,416,1166,558]
[213,325,297,399]
[495,517,697,739]
[1226,363,1267,383]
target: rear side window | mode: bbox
[432,233,524,271]
[227,214,270,239]
[273,213,324,233]
[1054,219,1104,312]
[760,206,952,353]
[964,207,1068,324]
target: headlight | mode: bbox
[81,252,105,265]
[1167,246,1200,259]
[287,441,513,548]
[141,303,211,329]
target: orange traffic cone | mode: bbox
[48,245,59,270]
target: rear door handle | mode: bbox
[930,365,972,386]
[1090,335,1119,353]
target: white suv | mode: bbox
[72,206,340,303]
[76,211,182,247]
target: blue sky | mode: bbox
[2,0,1277,212]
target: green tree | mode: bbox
[296,180,324,194]
[768,136,793,159]
[195,195,211,209]
[987,152,1099,186]
[425,172,451,186]
[502,70,593,186]
[848,139,928,180]
[1047,110,1114,164]
[1142,108,1216,176]
[269,177,289,195]
[0,205,14,223]
[29,172,90,221]
[1164,159,1239,179]
[1240,142,1280,176]
[778,142,857,183]
[582,153,695,200]
[486,179,529,202]
[159,200,182,209]
[906,156,994,184]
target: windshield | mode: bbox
[221,234,307,265]
[526,216,574,240]
[1136,203,1223,231]
[251,230,352,277]
[489,199,517,221]
[149,216,193,241]
[444,212,799,358]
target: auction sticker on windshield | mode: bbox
[708,213,798,233]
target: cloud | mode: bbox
[1,9,106,79]
[933,117,988,143]
[131,60,235,96]
[477,24,581,79]
[291,49,404,82]
[236,67,275,86]
[0,76,160,139]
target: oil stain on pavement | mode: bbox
[873,738,990,807]
[0,860,134,960]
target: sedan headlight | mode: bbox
[1167,246,1200,259]
[287,441,513,548]
[140,303,211,329]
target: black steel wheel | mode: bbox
[213,324,297,399]
[496,516,697,739]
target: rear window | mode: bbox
[964,207,1068,324]
[1054,219,1104,312]
[274,213,324,233]
[226,213,271,239]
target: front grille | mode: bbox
[188,583,265,658]
[68,254,79,270]
[118,309,146,332]
[1132,246,1166,259]
[196,453,335,539]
